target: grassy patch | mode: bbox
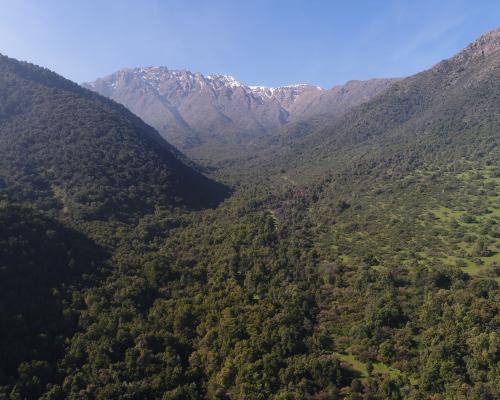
[332,352,402,379]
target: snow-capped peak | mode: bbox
[90,66,324,107]
[205,74,243,89]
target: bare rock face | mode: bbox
[454,28,500,63]
[418,28,500,91]
[84,68,399,154]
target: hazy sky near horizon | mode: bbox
[0,0,498,88]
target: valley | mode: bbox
[0,25,498,400]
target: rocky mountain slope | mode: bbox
[84,69,398,154]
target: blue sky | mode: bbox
[0,0,498,88]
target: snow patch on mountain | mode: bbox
[120,67,324,105]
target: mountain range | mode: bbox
[0,27,499,400]
[84,69,398,157]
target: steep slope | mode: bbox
[0,55,228,220]
[84,68,398,158]
[263,28,500,182]
[286,78,399,123]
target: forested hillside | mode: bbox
[250,29,500,185]
[0,30,498,400]
[0,205,107,397]
[0,54,228,221]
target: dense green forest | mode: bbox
[0,30,499,400]
[0,54,228,221]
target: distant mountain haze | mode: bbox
[83,69,399,155]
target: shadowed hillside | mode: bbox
[0,55,229,221]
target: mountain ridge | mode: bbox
[0,54,228,221]
[84,67,324,106]
[259,28,500,184]
[83,68,399,156]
